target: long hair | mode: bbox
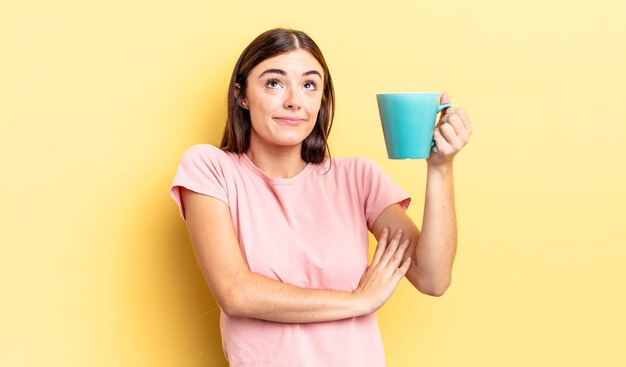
[219,28,335,164]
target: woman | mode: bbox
[170,28,472,366]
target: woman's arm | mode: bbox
[371,166,456,296]
[181,188,410,323]
[371,94,472,297]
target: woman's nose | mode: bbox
[283,89,302,110]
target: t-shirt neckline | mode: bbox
[240,153,313,185]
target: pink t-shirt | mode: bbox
[169,144,410,367]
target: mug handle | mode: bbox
[431,103,454,147]
[437,103,453,113]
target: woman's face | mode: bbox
[241,49,324,151]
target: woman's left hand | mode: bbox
[428,92,473,167]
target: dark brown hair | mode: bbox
[219,28,335,164]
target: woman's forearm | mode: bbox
[226,232,411,322]
[410,100,470,295]
[413,162,457,295]
[224,271,368,323]
[221,227,410,323]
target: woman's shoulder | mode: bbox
[179,143,232,163]
[177,143,239,173]
[181,143,227,157]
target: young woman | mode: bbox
[170,28,472,366]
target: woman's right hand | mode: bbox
[354,227,412,313]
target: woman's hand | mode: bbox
[353,228,412,313]
[428,93,473,168]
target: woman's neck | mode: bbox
[245,140,307,179]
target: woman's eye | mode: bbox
[266,79,281,89]
[303,81,317,91]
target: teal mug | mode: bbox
[376,92,452,159]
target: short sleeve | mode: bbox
[169,144,230,220]
[354,157,411,229]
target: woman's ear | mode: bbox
[235,83,249,109]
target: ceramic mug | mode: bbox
[376,92,452,159]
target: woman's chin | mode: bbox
[271,133,311,147]
[252,129,314,150]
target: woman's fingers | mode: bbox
[378,229,403,267]
[433,106,473,157]
[439,122,465,151]
[440,108,471,142]
[371,227,389,267]
[391,238,410,266]
[446,113,464,135]
[433,128,453,155]
[440,92,452,106]
[392,257,412,283]
[356,229,413,312]
[455,107,472,134]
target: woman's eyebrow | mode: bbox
[303,70,322,78]
[258,68,286,78]
[258,69,322,78]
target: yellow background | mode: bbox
[2,0,625,365]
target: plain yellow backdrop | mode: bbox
[2,0,625,366]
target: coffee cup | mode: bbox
[376,92,452,159]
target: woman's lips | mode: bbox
[273,116,306,126]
